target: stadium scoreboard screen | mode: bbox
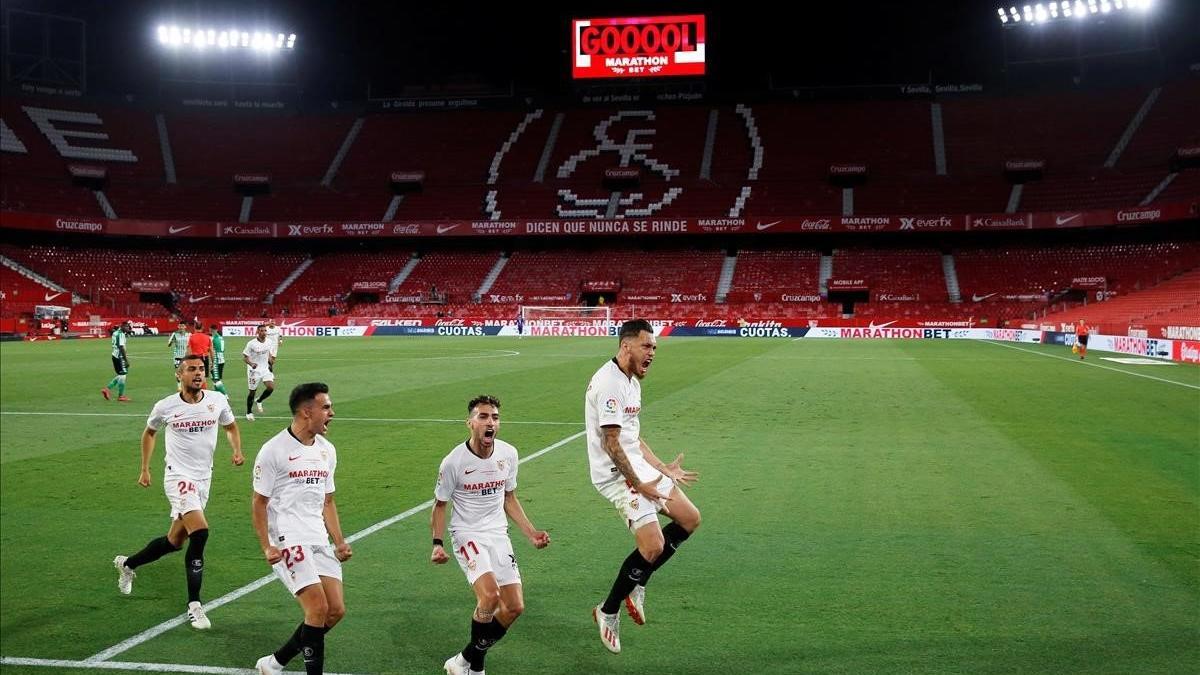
[571,15,706,79]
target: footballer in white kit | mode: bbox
[242,324,276,421]
[585,319,700,655]
[252,382,351,675]
[113,354,243,631]
[265,320,282,363]
[432,395,549,675]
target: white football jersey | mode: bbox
[585,358,657,485]
[243,338,272,371]
[146,390,236,481]
[265,326,282,352]
[434,439,518,536]
[253,428,338,547]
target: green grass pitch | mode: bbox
[1,336,1197,674]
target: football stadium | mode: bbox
[0,1,1197,673]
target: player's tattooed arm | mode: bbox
[602,426,640,484]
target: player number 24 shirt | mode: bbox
[146,390,235,480]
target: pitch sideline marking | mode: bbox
[0,656,361,674]
[981,340,1199,390]
[0,411,579,425]
[80,429,585,664]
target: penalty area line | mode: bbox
[82,429,585,663]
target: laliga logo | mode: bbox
[555,110,681,219]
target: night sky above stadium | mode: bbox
[1,0,1196,98]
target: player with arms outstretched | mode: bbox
[586,319,700,654]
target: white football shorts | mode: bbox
[450,531,521,587]
[164,474,210,520]
[247,366,275,390]
[271,543,343,595]
[595,474,675,532]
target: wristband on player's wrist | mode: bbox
[433,538,444,547]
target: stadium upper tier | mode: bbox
[2,80,1197,222]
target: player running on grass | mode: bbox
[244,324,276,421]
[102,320,133,402]
[253,382,351,675]
[113,354,243,630]
[432,395,550,675]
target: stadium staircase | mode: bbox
[476,254,510,297]
[323,117,365,187]
[930,102,947,176]
[156,113,177,184]
[715,251,738,302]
[1104,87,1160,168]
[818,253,833,296]
[383,195,404,221]
[269,257,314,302]
[942,254,962,304]
[388,255,421,292]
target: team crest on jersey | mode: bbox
[496,459,507,472]
[207,404,215,412]
[320,449,328,461]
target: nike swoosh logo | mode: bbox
[288,455,301,461]
[43,292,63,301]
[756,221,782,231]
[188,295,211,303]
[867,320,897,330]
[1055,214,1081,225]
[971,293,997,302]
[464,468,477,474]
[436,224,460,234]
[168,225,192,234]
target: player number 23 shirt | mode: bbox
[253,428,338,547]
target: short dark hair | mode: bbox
[179,353,206,367]
[290,382,330,414]
[619,319,654,342]
[467,395,501,414]
[257,323,267,330]
[209,324,221,332]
